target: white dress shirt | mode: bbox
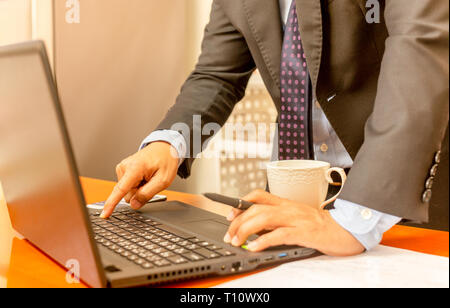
[139,0,401,251]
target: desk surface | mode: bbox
[1,177,448,288]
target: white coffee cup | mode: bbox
[266,160,347,208]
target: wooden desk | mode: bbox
[1,177,448,288]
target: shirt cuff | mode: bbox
[139,130,187,166]
[329,199,402,251]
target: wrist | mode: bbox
[144,141,180,163]
[319,210,365,257]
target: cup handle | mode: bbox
[320,167,347,209]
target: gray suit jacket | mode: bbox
[157,0,449,223]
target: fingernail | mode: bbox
[223,233,231,243]
[247,241,258,251]
[99,211,107,219]
[130,200,142,209]
[231,236,240,246]
[227,211,235,221]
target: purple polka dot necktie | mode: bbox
[279,1,311,161]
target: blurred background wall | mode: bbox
[52,0,203,180]
[0,0,212,178]
[0,0,275,197]
[0,0,32,45]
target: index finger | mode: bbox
[100,171,141,218]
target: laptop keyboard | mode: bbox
[89,208,235,270]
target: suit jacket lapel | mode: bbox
[295,0,323,91]
[242,0,283,89]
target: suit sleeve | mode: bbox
[156,0,256,178]
[340,0,449,222]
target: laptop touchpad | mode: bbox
[181,220,229,240]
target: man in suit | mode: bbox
[101,0,449,256]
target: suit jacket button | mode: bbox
[425,177,434,190]
[435,151,442,164]
[320,143,329,153]
[422,189,433,203]
[430,164,439,177]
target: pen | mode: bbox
[203,193,254,210]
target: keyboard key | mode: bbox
[166,244,181,251]
[142,262,154,269]
[159,241,171,247]
[178,240,191,247]
[102,241,112,247]
[134,258,145,265]
[160,251,176,258]
[168,256,188,264]
[154,260,171,267]
[174,248,189,255]
[127,255,138,261]
[144,235,157,241]
[155,231,169,237]
[146,255,162,262]
[153,248,167,254]
[182,252,204,262]
[207,245,222,251]
[138,252,153,259]
[186,244,199,250]
[137,241,150,247]
[117,241,128,248]
[109,244,119,251]
[215,249,235,256]
[194,248,221,259]
[145,244,158,250]
[121,251,131,257]
[170,237,182,243]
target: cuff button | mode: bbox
[425,177,434,190]
[361,209,373,220]
[430,164,439,177]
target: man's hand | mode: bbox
[223,190,365,257]
[100,142,179,219]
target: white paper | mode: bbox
[216,245,449,288]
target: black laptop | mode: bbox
[0,41,316,288]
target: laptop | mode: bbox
[0,41,317,288]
